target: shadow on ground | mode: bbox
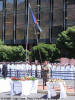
[40,93,60,99]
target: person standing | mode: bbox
[2,61,8,78]
[37,63,41,78]
[42,61,51,86]
[31,62,36,77]
[27,61,32,76]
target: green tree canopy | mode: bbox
[0,45,27,62]
[56,26,75,58]
[30,43,60,62]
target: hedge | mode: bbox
[0,45,27,62]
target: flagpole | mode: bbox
[35,28,38,45]
[34,27,42,63]
[26,3,29,61]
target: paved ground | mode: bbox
[0,92,75,100]
[38,79,75,93]
[0,79,75,100]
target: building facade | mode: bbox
[0,0,75,47]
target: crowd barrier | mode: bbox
[0,69,75,79]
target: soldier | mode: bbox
[42,61,51,86]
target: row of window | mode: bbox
[0,0,75,44]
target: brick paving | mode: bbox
[38,84,75,93]
[37,79,75,94]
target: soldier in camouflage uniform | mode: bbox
[42,61,50,86]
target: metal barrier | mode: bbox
[52,71,75,80]
[0,69,75,79]
[0,69,42,78]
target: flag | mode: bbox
[29,4,42,32]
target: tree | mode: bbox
[30,43,60,62]
[11,46,26,61]
[0,45,27,62]
[56,26,75,58]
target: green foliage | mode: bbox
[0,45,27,62]
[11,46,26,61]
[30,76,36,80]
[56,26,75,58]
[0,40,4,45]
[30,43,60,62]
[25,49,30,61]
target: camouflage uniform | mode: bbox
[42,64,50,85]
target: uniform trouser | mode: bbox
[42,71,49,86]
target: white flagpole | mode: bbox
[26,3,29,61]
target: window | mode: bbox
[40,0,50,40]
[67,0,75,27]
[52,0,63,43]
[0,1,3,39]
[16,0,25,40]
[5,0,14,40]
[67,0,75,5]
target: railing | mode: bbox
[51,71,75,80]
[0,69,75,79]
[0,69,42,78]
